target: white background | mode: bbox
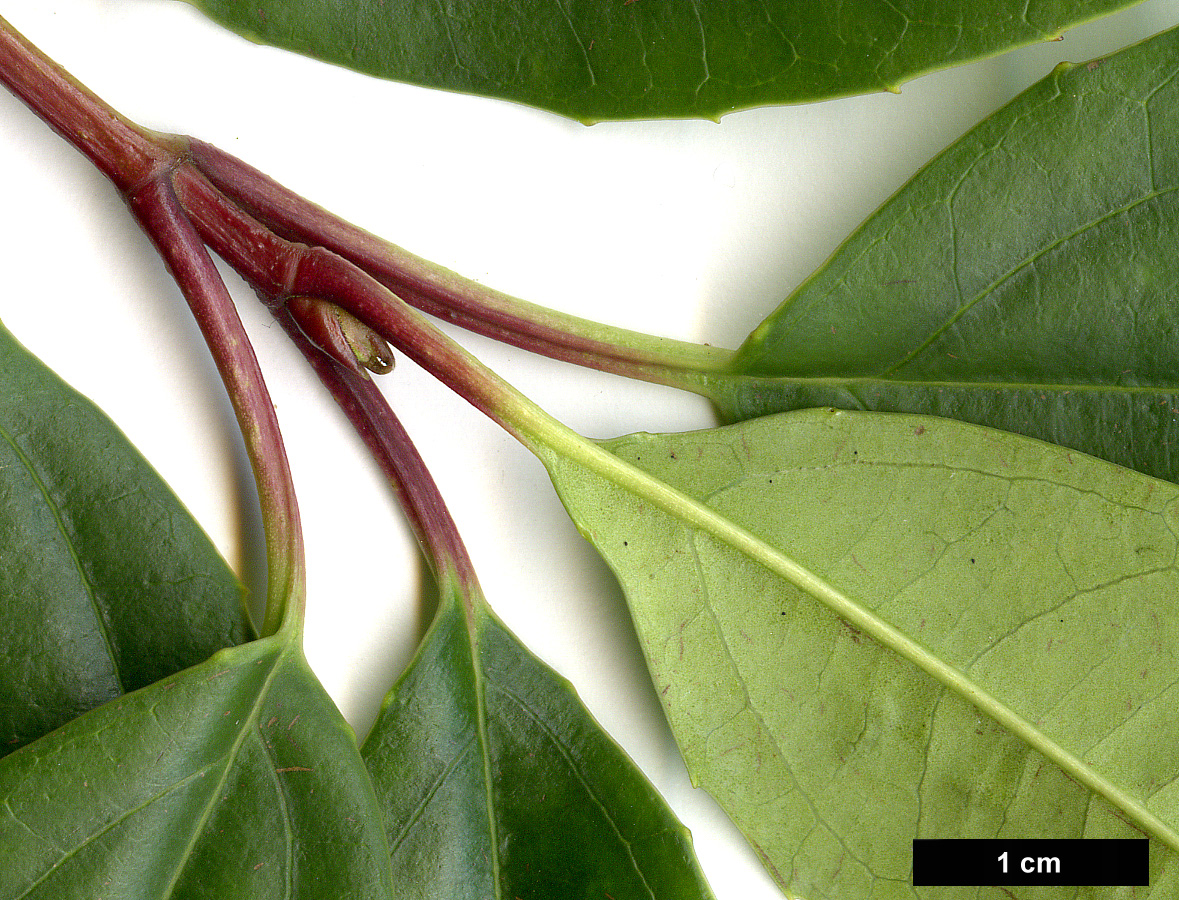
[2,2,1177,895]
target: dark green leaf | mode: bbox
[542,408,1179,898]
[0,318,252,757]
[0,632,394,899]
[712,24,1179,483]
[177,0,1144,121]
[362,583,716,900]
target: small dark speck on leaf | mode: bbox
[914,425,925,436]
[841,621,863,644]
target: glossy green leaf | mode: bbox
[0,631,395,899]
[0,319,252,757]
[543,407,1179,898]
[713,24,1179,484]
[176,0,1144,121]
[361,580,715,900]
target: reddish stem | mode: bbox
[170,164,532,446]
[186,138,730,386]
[128,172,306,634]
[0,16,170,188]
[276,307,481,602]
[0,15,305,634]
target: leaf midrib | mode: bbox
[465,604,504,900]
[736,134,1179,383]
[488,679,660,900]
[715,373,1179,394]
[159,640,290,900]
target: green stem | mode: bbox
[0,15,735,395]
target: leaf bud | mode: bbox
[287,296,394,375]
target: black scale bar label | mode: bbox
[912,839,1149,886]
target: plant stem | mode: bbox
[275,305,480,603]
[0,14,305,636]
[168,164,536,448]
[0,12,736,399]
[4,9,1176,854]
[131,175,306,635]
[0,15,171,188]
[186,138,736,389]
[263,254,1179,856]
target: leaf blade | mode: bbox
[0,633,394,900]
[0,318,252,757]
[544,408,1179,897]
[715,24,1179,483]
[362,586,717,900]
[177,0,1145,120]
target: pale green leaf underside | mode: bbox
[362,587,716,899]
[545,408,1179,898]
[0,635,393,900]
[176,0,1143,121]
[717,24,1179,485]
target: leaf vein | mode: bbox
[488,682,658,900]
[0,420,123,690]
[888,185,1179,377]
[384,735,477,856]
[159,646,288,900]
